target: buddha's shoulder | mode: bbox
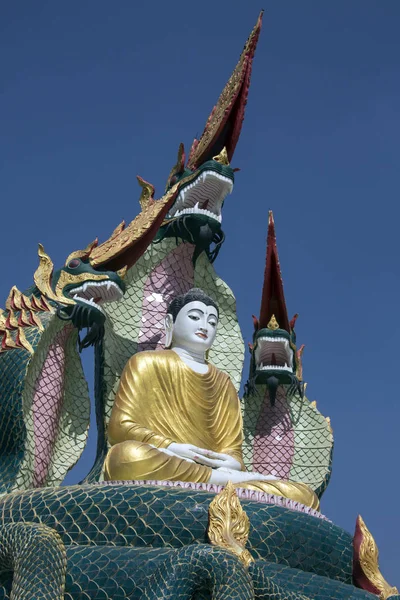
[126,349,178,368]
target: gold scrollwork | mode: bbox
[356,515,398,600]
[207,481,254,568]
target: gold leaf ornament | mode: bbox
[207,481,254,567]
[267,314,280,331]
[355,516,398,600]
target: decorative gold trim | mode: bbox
[137,176,155,211]
[325,416,333,435]
[116,266,128,280]
[267,314,279,330]
[213,147,230,166]
[296,343,305,381]
[65,239,98,265]
[54,270,109,301]
[16,328,34,354]
[357,516,398,599]
[207,481,254,568]
[165,143,185,191]
[33,245,60,304]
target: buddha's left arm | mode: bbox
[218,379,246,471]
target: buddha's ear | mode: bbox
[164,314,174,349]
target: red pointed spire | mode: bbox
[187,11,263,169]
[258,211,290,332]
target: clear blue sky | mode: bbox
[2,1,400,585]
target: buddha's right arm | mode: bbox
[108,413,173,449]
[107,354,173,449]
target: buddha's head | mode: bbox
[164,288,219,354]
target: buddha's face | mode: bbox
[171,301,218,353]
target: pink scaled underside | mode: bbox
[32,325,73,487]
[137,243,195,352]
[253,387,294,479]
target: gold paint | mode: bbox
[187,12,262,169]
[65,239,98,265]
[109,221,126,240]
[0,310,6,329]
[54,270,109,302]
[213,147,230,166]
[39,296,54,313]
[2,330,18,350]
[137,176,155,211]
[357,516,398,599]
[165,143,185,191]
[33,245,59,303]
[310,400,317,409]
[325,416,333,434]
[6,286,21,311]
[116,266,127,280]
[105,350,243,483]
[90,175,195,267]
[30,311,44,332]
[207,481,254,567]
[6,311,18,330]
[267,315,279,330]
[238,480,320,511]
[16,328,34,354]
[296,344,305,381]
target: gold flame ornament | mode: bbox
[213,147,230,166]
[354,515,398,599]
[267,314,280,331]
[207,481,254,568]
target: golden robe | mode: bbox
[104,349,320,511]
[104,350,244,483]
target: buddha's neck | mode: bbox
[171,345,209,374]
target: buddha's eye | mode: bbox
[188,315,200,321]
[209,320,217,328]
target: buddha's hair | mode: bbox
[166,288,219,322]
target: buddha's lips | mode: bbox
[196,332,208,340]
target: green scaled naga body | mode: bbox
[242,212,333,499]
[0,240,125,493]
[0,11,398,600]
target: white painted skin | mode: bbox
[163,300,278,485]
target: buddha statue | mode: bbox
[104,288,319,509]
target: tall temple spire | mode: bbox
[187,11,264,169]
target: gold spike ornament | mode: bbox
[213,147,230,166]
[267,314,280,331]
[207,481,254,568]
[354,516,398,599]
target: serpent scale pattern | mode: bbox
[242,385,333,494]
[0,483,381,599]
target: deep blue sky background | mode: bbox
[2,1,400,585]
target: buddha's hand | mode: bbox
[167,443,216,464]
[209,468,279,486]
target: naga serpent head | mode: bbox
[246,212,304,405]
[154,12,263,264]
[157,145,234,263]
[33,240,126,350]
[73,13,263,273]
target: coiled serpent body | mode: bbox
[0,483,381,599]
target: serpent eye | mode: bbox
[169,175,178,187]
[68,259,80,269]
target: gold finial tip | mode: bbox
[267,314,280,330]
[213,147,230,166]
